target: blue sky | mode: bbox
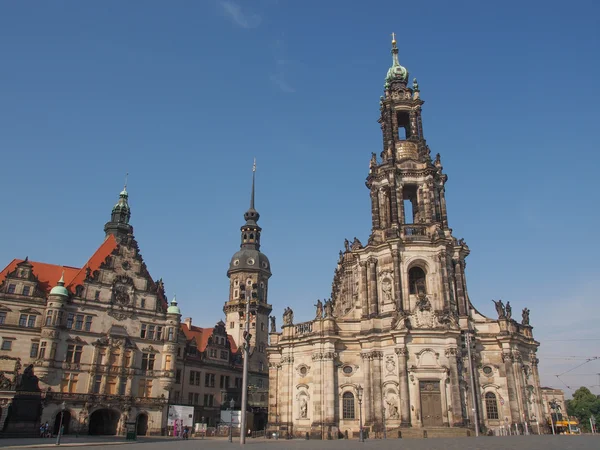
[1,1,599,395]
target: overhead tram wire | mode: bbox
[554,356,599,389]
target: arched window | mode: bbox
[485,392,499,420]
[408,266,427,294]
[342,392,355,419]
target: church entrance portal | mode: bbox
[136,413,148,436]
[88,409,120,435]
[53,410,71,435]
[419,380,443,427]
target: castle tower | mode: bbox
[104,179,133,241]
[224,162,272,375]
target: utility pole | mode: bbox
[239,284,255,445]
[465,328,480,437]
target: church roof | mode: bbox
[181,322,238,353]
[0,234,118,295]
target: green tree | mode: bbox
[566,387,600,432]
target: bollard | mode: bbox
[305,432,309,440]
[345,430,349,440]
[423,430,428,438]
[397,430,402,438]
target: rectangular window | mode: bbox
[203,394,214,406]
[342,392,355,419]
[1,340,12,351]
[106,376,117,395]
[30,342,39,358]
[167,327,174,341]
[84,316,92,331]
[156,326,163,341]
[19,314,27,327]
[173,391,180,404]
[141,353,155,370]
[164,355,172,371]
[194,393,200,405]
[189,370,195,385]
[220,375,230,389]
[147,325,155,340]
[140,298,146,308]
[94,290,100,300]
[22,286,31,296]
[74,314,84,330]
[27,315,36,328]
[140,324,147,339]
[220,351,228,360]
[66,313,74,329]
[188,392,194,405]
[39,342,47,359]
[209,349,217,358]
[119,377,127,396]
[93,375,102,394]
[137,379,152,398]
[50,342,57,360]
[205,373,215,387]
[124,351,132,367]
[57,310,63,326]
[7,284,15,294]
[195,371,201,386]
[175,369,181,384]
[60,373,79,393]
[0,312,5,325]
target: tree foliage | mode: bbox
[566,387,600,432]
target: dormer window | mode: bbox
[22,286,31,296]
[7,284,16,294]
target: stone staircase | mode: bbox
[389,427,473,439]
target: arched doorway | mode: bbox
[88,409,120,435]
[53,410,71,435]
[136,413,148,436]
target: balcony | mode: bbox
[43,392,168,408]
[401,225,429,240]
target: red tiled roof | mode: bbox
[67,235,118,291]
[0,235,118,295]
[181,323,238,353]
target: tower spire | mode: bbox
[250,158,256,210]
[385,32,408,88]
[124,172,129,193]
[104,180,133,241]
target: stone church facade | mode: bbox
[267,37,543,438]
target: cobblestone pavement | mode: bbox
[1,435,598,450]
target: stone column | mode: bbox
[368,259,379,316]
[503,351,520,423]
[371,352,384,430]
[454,260,467,316]
[361,353,373,425]
[529,353,543,425]
[416,107,424,138]
[440,187,448,228]
[446,348,463,426]
[392,250,403,312]
[438,251,450,309]
[321,352,337,431]
[409,111,417,138]
[370,188,380,230]
[398,184,405,225]
[395,347,411,426]
[512,352,525,420]
[422,183,432,224]
[389,183,399,225]
[359,262,369,317]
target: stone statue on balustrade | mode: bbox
[521,308,530,326]
[492,299,506,319]
[314,299,323,319]
[269,315,276,333]
[283,307,294,326]
[324,299,333,318]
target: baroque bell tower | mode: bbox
[224,161,272,376]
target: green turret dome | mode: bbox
[385,34,409,88]
[49,273,69,297]
[167,296,181,315]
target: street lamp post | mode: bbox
[56,401,66,446]
[356,385,364,442]
[228,398,235,443]
[239,284,256,445]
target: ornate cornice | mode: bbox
[311,352,337,361]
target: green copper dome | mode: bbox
[167,296,181,315]
[385,34,408,88]
[50,273,69,297]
